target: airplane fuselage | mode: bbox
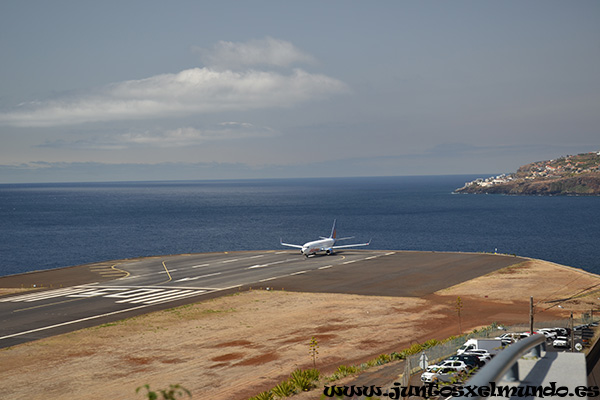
[301,238,335,256]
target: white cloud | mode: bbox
[120,123,276,147]
[38,122,277,150]
[0,38,347,128]
[196,37,317,69]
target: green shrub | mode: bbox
[302,368,321,382]
[271,380,296,398]
[375,353,392,365]
[335,364,359,378]
[249,391,275,400]
[136,384,191,400]
[290,373,314,392]
[423,339,440,348]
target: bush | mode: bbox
[249,391,275,400]
[271,380,296,398]
[423,339,440,348]
[136,384,191,400]
[289,373,314,392]
[335,365,359,377]
[288,368,321,391]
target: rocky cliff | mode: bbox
[455,151,600,195]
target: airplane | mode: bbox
[280,220,371,257]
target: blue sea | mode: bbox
[1,175,599,277]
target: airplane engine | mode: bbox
[326,248,334,255]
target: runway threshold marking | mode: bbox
[0,286,227,341]
[0,287,90,302]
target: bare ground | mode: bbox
[1,259,599,399]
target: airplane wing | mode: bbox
[332,239,371,249]
[280,239,303,249]
[335,236,355,241]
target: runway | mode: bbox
[0,250,523,348]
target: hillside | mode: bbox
[455,151,600,195]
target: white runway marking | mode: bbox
[191,264,210,268]
[159,269,178,274]
[0,287,91,302]
[2,286,210,305]
[318,265,333,270]
[247,258,296,269]
[259,275,289,282]
[175,272,221,282]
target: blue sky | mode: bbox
[0,1,598,183]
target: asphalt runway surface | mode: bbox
[0,250,523,348]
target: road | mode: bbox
[0,250,522,348]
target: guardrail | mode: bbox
[454,334,546,400]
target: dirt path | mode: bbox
[1,259,599,399]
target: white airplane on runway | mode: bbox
[280,220,371,257]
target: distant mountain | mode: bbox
[455,151,600,195]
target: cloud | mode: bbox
[38,122,277,150]
[0,39,347,128]
[195,37,317,69]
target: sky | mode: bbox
[0,1,598,183]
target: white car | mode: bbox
[425,360,469,372]
[421,366,464,384]
[553,336,569,348]
[536,329,558,340]
[495,332,529,345]
[463,350,492,364]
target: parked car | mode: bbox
[421,366,464,385]
[495,332,529,346]
[445,354,484,368]
[552,327,570,336]
[536,329,558,341]
[553,336,570,348]
[463,349,493,364]
[425,360,469,373]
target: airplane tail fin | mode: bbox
[329,219,337,239]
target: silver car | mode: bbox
[421,366,464,384]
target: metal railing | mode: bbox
[454,334,547,400]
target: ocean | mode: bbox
[1,175,599,277]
